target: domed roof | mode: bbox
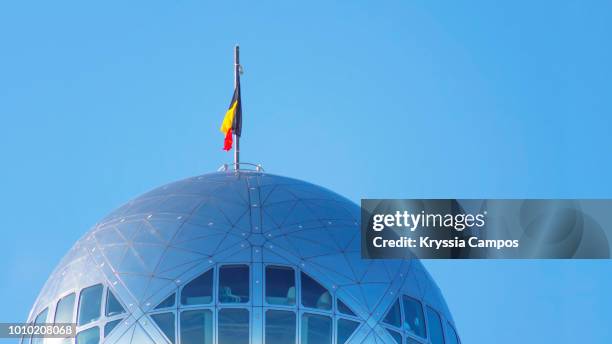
[27,170,455,343]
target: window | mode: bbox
[151,313,175,344]
[218,309,249,344]
[337,318,359,344]
[387,329,402,344]
[383,299,402,328]
[55,293,75,323]
[180,310,213,344]
[155,293,176,309]
[265,266,295,306]
[265,310,296,344]
[105,290,125,316]
[301,313,332,344]
[300,272,331,310]
[181,270,213,305]
[75,326,99,344]
[219,265,249,303]
[447,323,460,344]
[78,284,103,326]
[104,319,122,337]
[337,299,356,316]
[31,308,48,344]
[426,307,445,344]
[402,296,426,338]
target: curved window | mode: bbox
[54,293,75,324]
[301,313,332,344]
[265,310,296,344]
[31,308,48,344]
[337,299,355,316]
[383,299,402,328]
[218,308,249,344]
[219,265,249,303]
[426,307,445,344]
[151,312,175,344]
[104,319,122,337]
[181,270,213,305]
[447,323,460,344]
[300,272,331,310]
[265,266,295,306]
[337,318,359,344]
[387,329,402,344]
[180,310,212,344]
[78,284,103,326]
[105,290,125,317]
[402,296,426,338]
[75,326,99,344]
[155,293,176,309]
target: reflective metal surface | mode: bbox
[26,171,456,343]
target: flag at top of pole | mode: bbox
[220,45,242,164]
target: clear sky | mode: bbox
[1,1,611,343]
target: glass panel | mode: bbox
[447,323,459,344]
[180,310,213,344]
[104,319,122,337]
[181,270,213,305]
[337,299,355,316]
[426,307,445,344]
[219,265,249,303]
[55,293,76,323]
[31,308,48,344]
[76,326,99,344]
[265,266,295,306]
[151,312,175,344]
[105,290,125,316]
[406,338,422,344]
[402,296,426,338]
[387,329,402,344]
[78,284,103,326]
[155,293,176,309]
[218,308,249,344]
[300,273,331,310]
[265,310,296,344]
[382,299,401,328]
[301,313,331,344]
[336,318,359,344]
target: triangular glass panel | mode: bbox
[150,312,176,344]
[104,318,123,337]
[337,299,356,316]
[383,298,402,328]
[155,293,175,309]
[106,290,126,316]
[337,318,360,344]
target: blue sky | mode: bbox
[1,1,611,343]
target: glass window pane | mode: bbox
[402,296,426,338]
[31,308,48,344]
[151,312,175,344]
[78,284,103,326]
[265,266,295,306]
[219,265,249,303]
[300,272,331,310]
[218,308,249,344]
[104,319,122,337]
[447,323,459,344]
[155,293,176,309]
[181,270,213,305]
[382,299,401,328]
[426,307,444,344]
[301,313,331,344]
[337,299,355,316]
[180,310,213,344]
[55,293,76,324]
[387,329,402,344]
[76,326,99,344]
[337,318,359,344]
[106,290,125,316]
[265,310,295,344]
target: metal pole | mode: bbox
[234,45,240,171]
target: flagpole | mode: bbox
[233,45,240,171]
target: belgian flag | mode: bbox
[219,78,242,151]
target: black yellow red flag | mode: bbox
[220,78,242,151]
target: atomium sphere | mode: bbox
[25,170,459,344]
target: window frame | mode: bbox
[401,295,428,341]
[263,308,297,344]
[179,267,215,308]
[263,264,297,309]
[217,264,251,305]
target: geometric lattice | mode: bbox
[25,170,457,343]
